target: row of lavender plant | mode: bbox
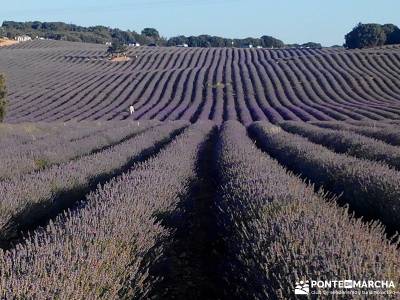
[0,121,105,148]
[0,122,62,142]
[5,41,400,123]
[281,121,400,171]
[0,120,117,151]
[0,120,158,180]
[215,121,400,299]
[0,121,214,299]
[0,121,188,247]
[345,119,400,128]
[311,121,400,146]
[0,120,114,157]
[249,121,400,231]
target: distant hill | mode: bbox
[0,20,322,48]
[1,39,400,123]
[0,21,157,46]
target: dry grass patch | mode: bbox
[0,39,18,47]
[109,56,131,62]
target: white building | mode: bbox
[176,43,189,48]
[16,35,32,42]
[129,42,141,47]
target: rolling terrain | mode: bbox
[1,40,400,123]
[0,120,400,299]
[1,40,400,299]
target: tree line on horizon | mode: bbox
[345,23,400,49]
[0,21,323,49]
[2,21,400,49]
[0,21,159,46]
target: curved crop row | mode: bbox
[0,121,187,248]
[2,41,400,123]
[312,121,400,146]
[0,121,157,179]
[0,121,97,147]
[249,121,400,232]
[215,121,400,299]
[281,121,400,171]
[0,121,214,299]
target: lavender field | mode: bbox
[0,119,399,299]
[1,40,400,299]
[1,40,400,124]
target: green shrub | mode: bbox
[0,74,6,122]
[34,158,50,170]
[345,23,386,49]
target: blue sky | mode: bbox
[1,0,399,46]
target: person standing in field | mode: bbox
[129,105,139,125]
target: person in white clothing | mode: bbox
[129,105,135,115]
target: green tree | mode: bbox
[260,35,284,48]
[389,29,400,45]
[167,35,188,46]
[345,23,386,49]
[141,28,159,39]
[382,24,400,44]
[301,42,322,48]
[106,39,128,57]
[240,37,261,47]
[0,74,7,122]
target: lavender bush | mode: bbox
[0,120,159,179]
[250,121,400,231]
[216,120,400,299]
[281,121,400,171]
[0,121,187,247]
[311,121,400,146]
[0,121,102,147]
[0,121,214,299]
